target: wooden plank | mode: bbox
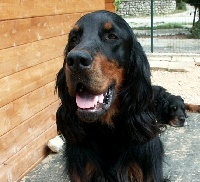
[0,0,105,21]
[0,35,67,79]
[0,56,63,108]
[0,124,57,182]
[105,0,114,3]
[0,81,59,136]
[0,100,60,165]
[105,3,116,13]
[0,13,85,50]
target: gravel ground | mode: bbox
[151,66,200,105]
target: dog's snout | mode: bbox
[66,51,92,71]
[179,116,185,122]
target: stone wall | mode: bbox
[117,0,176,16]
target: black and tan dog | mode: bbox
[153,85,200,127]
[153,86,187,127]
[56,10,165,182]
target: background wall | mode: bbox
[0,0,115,181]
[117,0,176,16]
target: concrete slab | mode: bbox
[21,113,200,182]
[168,62,195,72]
[148,56,172,62]
[149,61,169,71]
[147,54,199,71]
[194,57,200,66]
[162,113,200,182]
[171,56,195,63]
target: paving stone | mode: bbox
[149,60,169,71]
[168,61,195,72]
[171,56,195,62]
[193,57,200,66]
[148,56,172,62]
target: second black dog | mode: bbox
[153,85,187,127]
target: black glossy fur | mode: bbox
[153,85,187,127]
[56,10,164,182]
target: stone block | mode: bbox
[193,57,200,66]
[149,61,169,71]
[171,56,195,63]
[168,62,195,72]
[148,56,172,62]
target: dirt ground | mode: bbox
[151,66,200,105]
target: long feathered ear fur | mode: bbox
[119,35,159,143]
[56,46,86,143]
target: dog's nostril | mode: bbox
[179,117,185,122]
[80,58,92,67]
[67,51,92,71]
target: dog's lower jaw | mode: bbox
[76,98,120,127]
[100,98,120,127]
[76,108,106,122]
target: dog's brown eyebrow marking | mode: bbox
[73,24,80,31]
[104,21,112,30]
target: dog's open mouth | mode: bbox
[75,83,114,121]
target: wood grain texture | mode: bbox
[0,0,105,20]
[0,57,63,108]
[0,81,59,136]
[0,100,60,165]
[105,2,116,12]
[0,35,67,79]
[0,124,57,182]
[0,13,84,50]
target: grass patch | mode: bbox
[156,23,187,29]
[188,21,200,39]
[176,1,187,11]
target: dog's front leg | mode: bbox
[66,143,105,182]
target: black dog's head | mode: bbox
[166,96,187,127]
[64,10,132,123]
[56,10,158,142]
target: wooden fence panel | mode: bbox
[0,0,105,20]
[0,100,60,165]
[0,57,63,108]
[0,81,58,136]
[0,13,85,50]
[105,0,116,12]
[0,36,67,79]
[0,124,57,182]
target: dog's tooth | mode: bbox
[79,85,83,92]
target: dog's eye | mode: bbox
[107,33,118,40]
[172,106,177,111]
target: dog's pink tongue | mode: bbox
[76,92,104,109]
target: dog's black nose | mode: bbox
[179,116,185,122]
[66,51,92,71]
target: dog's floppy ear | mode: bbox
[123,38,153,111]
[120,37,158,142]
[55,47,86,143]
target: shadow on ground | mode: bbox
[21,113,200,182]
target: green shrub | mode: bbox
[190,21,200,39]
[176,1,187,10]
[114,0,121,11]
